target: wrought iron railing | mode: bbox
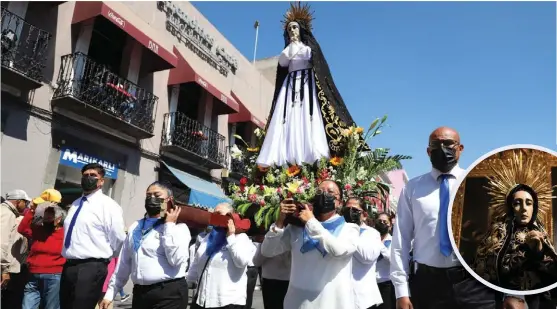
[1,7,51,82]
[53,52,158,134]
[162,112,228,167]
[229,144,248,175]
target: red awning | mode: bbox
[168,47,239,114]
[72,1,177,71]
[228,92,265,129]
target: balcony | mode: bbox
[51,52,157,139]
[162,112,228,169]
[229,144,249,178]
[1,7,51,90]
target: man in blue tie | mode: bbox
[390,127,526,309]
[59,163,126,309]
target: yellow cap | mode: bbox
[32,189,62,205]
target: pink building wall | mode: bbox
[385,169,409,201]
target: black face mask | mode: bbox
[375,222,390,235]
[341,207,362,225]
[81,176,99,192]
[430,146,457,173]
[312,192,337,216]
[145,196,165,217]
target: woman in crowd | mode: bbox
[472,150,557,308]
[187,203,256,309]
[18,201,66,309]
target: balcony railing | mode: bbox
[1,7,51,83]
[52,52,157,135]
[229,144,248,176]
[162,112,228,168]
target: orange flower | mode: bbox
[286,165,301,177]
[247,147,260,152]
[330,157,344,166]
[355,127,364,134]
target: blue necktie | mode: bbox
[64,196,87,249]
[438,175,452,256]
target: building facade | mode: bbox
[1,1,274,225]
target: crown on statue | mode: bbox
[281,2,314,31]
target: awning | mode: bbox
[168,47,239,114]
[161,161,231,209]
[228,91,265,129]
[72,1,177,72]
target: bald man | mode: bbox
[390,127,525,309]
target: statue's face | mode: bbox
[287,22,300,42]
[511,190,534,226]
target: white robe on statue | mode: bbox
[256,41,330,167]
[261,215,359,309]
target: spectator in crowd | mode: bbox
[253,236,290,309]
[100,181,190,309]
[60,163,126,309]
[96,257,129,309]
[245,237,259,309]
[188,203,256,309]
[18,201,66,309]
[1,189,31,308]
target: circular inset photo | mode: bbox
[448,144,557,295]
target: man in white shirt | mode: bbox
[342,197,383,309]
[252,239,291,309]
[100,181,191,309]
[187,203,256,309]
[390,127,525,309]
[60,163,126,309]
[261,180,360,309]
[375,212,394,309]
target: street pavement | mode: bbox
[113,287,264,309]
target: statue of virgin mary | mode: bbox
[256,2,365,168]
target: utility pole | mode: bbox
[253,20,260,64]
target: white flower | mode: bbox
[230,144,243,159]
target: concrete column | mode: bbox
[126,40,143,85]
[229,123,237,147]
[197,91,213,128]
[70,20,94,94]
[165,85,180,145]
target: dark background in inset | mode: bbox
[459,177,491,265]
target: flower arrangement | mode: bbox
[228,115,411,229]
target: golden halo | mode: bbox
[484,149,555,222]
[281,2,314,32]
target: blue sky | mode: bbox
[193,1,556,178]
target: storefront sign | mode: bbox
[108,10,126,29]
[157,1,238,76]
[59,148,119,179]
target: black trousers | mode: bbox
[261,278,289,309]
[1,264,28,309]
[409,263,497,309]
[376,281,396,309]
[132,278,188,309]
[245,266,258,309]
[60,259,108,309]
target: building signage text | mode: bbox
[108,11,126,29]
[157,1,238,77]
[59,147,119,179]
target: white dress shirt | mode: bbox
[104,220,191,301]
[352,224,383,309]
[390,165,464,299]
[62,190,126,260]
[376,233,392,283]
[261,215,359,309]
[187,232,256,308]
[253,242,291,281]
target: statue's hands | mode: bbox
[502,296,526,309]
[525,230,544,252]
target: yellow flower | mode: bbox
[286,165,301,177]
[247,147,260,152]
[287,180,303,193]
[355,127,364,134]
[330,157,344,166]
